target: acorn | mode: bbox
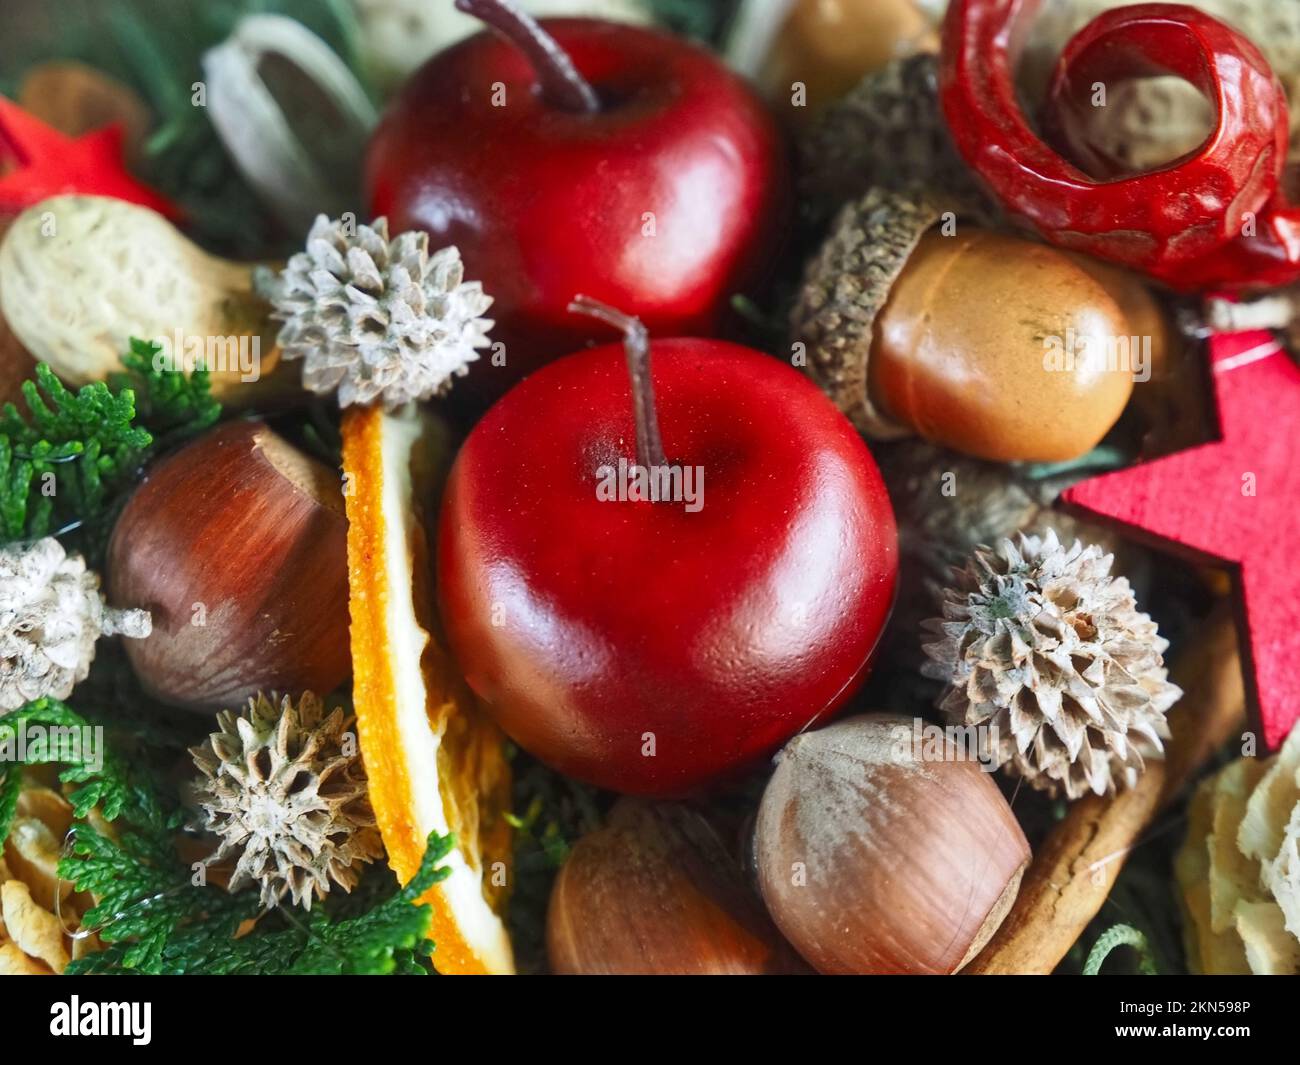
[798,54,994,224]
[106,420,350,711]
[754,714,1030,975]
[547,799,808,975]
[792,187,1137,463]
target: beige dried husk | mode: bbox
[1175,724,1300,974]
[923,530,1181,800]
[0,781,102,974]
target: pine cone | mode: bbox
[259,214,494,409]
[0,538,150,713]
[922,530,1181,800]
[189,692,383,909]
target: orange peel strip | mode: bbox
[342,405,514,975]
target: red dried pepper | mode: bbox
[939,0,1300,292]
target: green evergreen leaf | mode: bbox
[0,350,222,556]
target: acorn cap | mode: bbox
[799,52,993,224]
[791,186,942,438]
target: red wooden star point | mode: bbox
[0,95,179,218]
[1062,329,1300,751]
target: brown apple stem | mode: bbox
[455,0,600,115]
[569,295,667,471]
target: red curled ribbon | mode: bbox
[939,0,1300,292]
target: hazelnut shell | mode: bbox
[755,713,1031,974]
[547,799,808,975]
[107,420,350,711]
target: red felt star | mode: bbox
[1062,329,1300,752]
[0,95,179,218]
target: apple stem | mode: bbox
[455,0,600,115]
[569,296,668,471]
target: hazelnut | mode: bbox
[754,714,1030,974]
[106,420,350,711]
[547,799,808,975]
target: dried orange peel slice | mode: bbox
[342,405,515,975]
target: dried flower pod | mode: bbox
[107,420,350,712]
[875,440,1137,673]
[923,530,1181,800]
[257,214,494,409]
[754,714,1030,974]
[189,691,383,909]
[0,537,150,713]
[548,799,807,975]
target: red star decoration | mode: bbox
[1062,329,1300,752]
[0,95,179,218]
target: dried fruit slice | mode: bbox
[342,405,514,975]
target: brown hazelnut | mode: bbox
[547,798,808,975]
[106,420,350,711]
[754,713,1030,974]
[794,188,1137,463]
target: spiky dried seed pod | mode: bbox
[799,52,993,224]
[258,214,494,409]
[189,692,383,909]
[876,441,1135,672]
[923,530,1181,800]
[0,537,150,713]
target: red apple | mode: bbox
[437,301,897,795]
[365,2,790,401]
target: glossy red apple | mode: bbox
[437,300,897,795]
[365,1,790,401]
